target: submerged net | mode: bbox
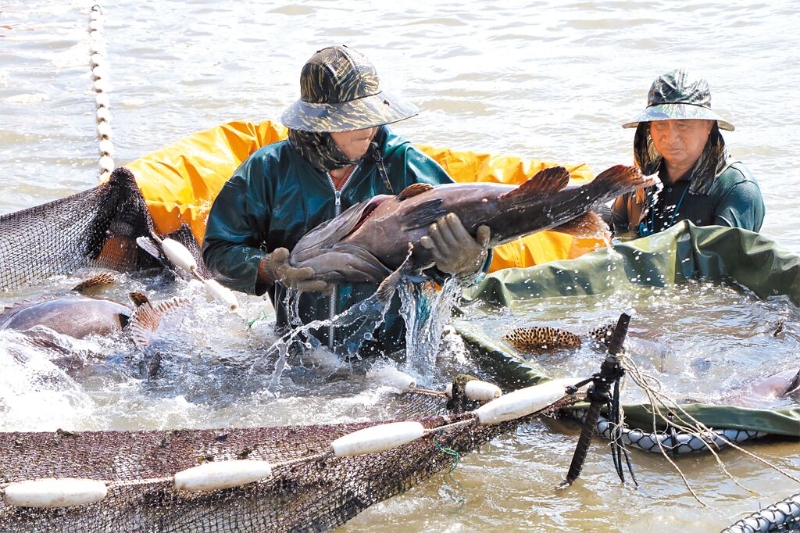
[0,392,546,532]
[0,168,556,531]
[0,167,204,292]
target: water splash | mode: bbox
[399,275,464,386]
[0,333,94,431]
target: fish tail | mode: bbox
[129,302,162,349]
[590,165,655,198]
[128,296,187,349]
[787,368,800,395]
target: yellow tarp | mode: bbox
[126,120,607,271]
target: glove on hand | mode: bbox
[259,247,330,292]
[419,213,491,276]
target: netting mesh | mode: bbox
[0,167,204,292]
[0,393,532,532]
[0,166,541,532]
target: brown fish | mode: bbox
[290,165,654,284]
[501,326,583,352]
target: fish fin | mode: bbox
[325,245,393,283]
[71,272,117,294]
[501,326,582,352]
[499,166,571,202]
[396,183,434,201]
[128,291,152,308]
[128,301,161,349]
[398,198,447,230]
[375,243,415,302]
[549,211,610,239]
[152,297,190,315]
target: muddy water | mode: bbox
[2,1,799,531]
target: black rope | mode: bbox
[608,376,638,486]
[369,142,394,194]
[562,311,631,486]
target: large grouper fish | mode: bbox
[290,164,654,284]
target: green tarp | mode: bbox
[464,221,800,308]
[455,222,800,437]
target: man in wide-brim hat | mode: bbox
[203,45,490,357]
[610,68,764,237]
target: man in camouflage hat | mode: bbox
[203,45,490,357]
[610,68,764,237]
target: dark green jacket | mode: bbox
[611,161,765,237]
[202,126,456,355]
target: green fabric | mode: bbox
[457,222,800,437]
[464,221,800,307]
[203,126,454,354]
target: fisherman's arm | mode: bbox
[713,180,765,233]
[202,175,271,295]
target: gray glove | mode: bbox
[258,248,330,292]
[419,213,491,275]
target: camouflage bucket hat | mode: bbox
[281,45,419,132]
[622,69,735,131]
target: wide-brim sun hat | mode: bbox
[622,68,735,131]
[281,45,419,133]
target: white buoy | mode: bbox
[3,478,107,508]
[366,366,416,391]
[95,93,110,109]
[474,380,568,425]
[174,460,272,492]
[98,138,114,156]
[98,155,114,174]
[160,238,198,273]
[445,380,502,402]
[203,279,239,310]
[331,421,425,457]
[92,78,109,93]
[465,380,502,401]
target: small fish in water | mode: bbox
[291,165,654,284]
[0,274,187,350]
[501,326,583,353]
[503,321,673,372]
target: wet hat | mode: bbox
[281,45,419,132]
[622,69,735,131]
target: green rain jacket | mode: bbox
[611,160,765,237]
[202,126,458,355]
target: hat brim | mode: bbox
[621,103,735,131]
[281,90,419,132]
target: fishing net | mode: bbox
[0,167,204,293]
[0,390,557,532]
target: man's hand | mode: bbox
[419,213,491,275]
[259,248,330,292]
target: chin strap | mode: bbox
[369,142,393,194]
